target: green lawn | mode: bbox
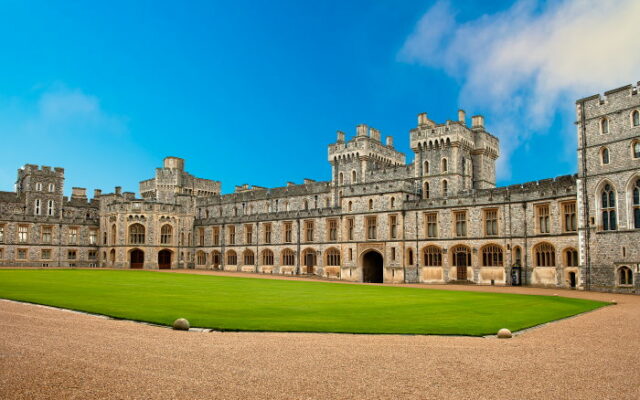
[0,269,608,336]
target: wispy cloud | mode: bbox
[399,0,640,179]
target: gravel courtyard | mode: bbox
[1,273,638,399]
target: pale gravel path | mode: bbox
[1,270,639,399]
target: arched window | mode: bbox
[160,224,172,245]
[282,249,295,266]
[226,250,237,265]
[423,246,442,266]
[351,170,357,183]
[565,248,578,267]
[390,197,395,208]
[441,158,448,172]
[633,141,640,159]
[424,161,429,174]
[129,224,145,244]
[618,266,633,285]
[601,184,617,231]
[211,251,222,266]
[632,110,639,127]
[348,201,352,212]
[632,178,640,229]
[407,248,414,265]
[368,199,373,210]
[326,248,341,266]
[339,172,344,185]
[196,251,207,266]
[35,182,42,191]
[451,245,471,267]
[111,224,116,244]
[243,250,254,265]
[601,147,610,164]
[48,183,55,192]
[261,249,274,265]
[302,248,316,266]
[442,180,448,197]
[601,118,609,134]
[424,182,430,199]
[482,244,503,267]
[534,242,556,267]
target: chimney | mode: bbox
[71,187,87,199]
[369,127,381,141]
[385,136,394,147]
[417,112,428,126]
[458,110,466,125]
[287,181,296,187]
[115,186,122,195]
[356,124,368,137]
[303,178,316,185]
[336,130,345,142]
[93,189,102,198]
[471,115,485,129]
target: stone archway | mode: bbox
[158,249,172,269]
[362,250,383,283]
[130,249,144,269]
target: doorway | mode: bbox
[569,272,577,288]
[158,250,172,269]
[130,249,144,269]
[362,251,383,283]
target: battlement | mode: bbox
[328,124,405,166]
[576,81,640,119]
[19,164,65,176]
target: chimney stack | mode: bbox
[336,130,345,142]
[385,136,394,147]
[458,110,466,125]
[417,112,428,126]
[471,115,485,129]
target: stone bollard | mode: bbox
[497,328,512,339]
[611,300,617,305]
[172,318,190,331]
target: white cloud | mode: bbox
[399,0,640,179]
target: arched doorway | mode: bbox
[362,250,383,283]
[569,272,577,288]
[158,250,172,269]
[130,249,144,269]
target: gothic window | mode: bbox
[243,250,254,265]
[424,161,429,174]
[601,184,617,231]
[111,224,117,244]
[326,248,341,266]
[423,245,442,266]
[282,249,295,266]
[441,158,448,172]
[196,251,207,266]
[451,245,471,267]
[226,250,237,265]
[482,244,503,267]
[339,172,344,185]
[260,250,273,266]
[618,266,633,285]
[160,224,172,245]
[632,178,640,229]
[442,180,448,197]
[633,141,640,159]
[128,224,145,244]
[351,170,357,183]
[534,242,556,267]
[632,110,639,127]
[600,118,609,134]
[601,147,610,165]
[565,248,578,267]
[368,199,373,210]
[390,197,395,208]
[348,201,352,212]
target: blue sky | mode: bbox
[0,0,638,195]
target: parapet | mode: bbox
[163,156,185,171]
[71,187,87,199]
[576,81,640,118]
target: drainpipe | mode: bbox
[579,100,591,291]
[415,210,419,284]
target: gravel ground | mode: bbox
[1,271,639,400]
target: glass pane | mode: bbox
[610,211,617,230]
[609,190,615,207]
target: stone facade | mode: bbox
[1,83,638,293]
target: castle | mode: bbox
[1,83,639,293]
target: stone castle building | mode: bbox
[1,83,639,293]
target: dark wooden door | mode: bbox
[305,253,314,274]
[130,249,144,269]
[456,253,467,280]
[158,250,171,269]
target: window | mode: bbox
[339,172,344,185]
[18,225,28,243]
[0,224,4,243]
[68,227,78,244]
[48,183,55,192]
[349,248,353,261]
[563,202,577,232]
[368,199,373,210]
[423,246,442,266]
[442,180,448,197]
[454,211,467,237]
[366,216,377,240]
[263,223,272,244]
[17,248,27,260]
[346,218,354,240]
[47,200,54,216]
[601,118,609,134]
[451,245,471,267]
[212,227,220,245]
[103,231,107,245]
[243,250,254,265]
[601,184,617,231]
[424,161,429,174]
[536,204,550,234]
[161,225,173,245]
[633,141,640,159]
[67,250,77,260]
[262,250,274,265]
[305,221,314,242]
[389,215,397,239]
[351,170,357,183]
[41,226,52,243]
[441,158,448,172]
[619,266,633,285]
[482,244,503,267]
[425,213,438,238]
[129,224,145,244]
[632,110,639,127]
[199,228,205,246]
[633,179,640,229]
[211,251,222,266]
[534,242,556,267]
[601,147,610,165]
[391,247,396,261]
[328,219,337,241]
[565,248,578,267]
[245,224,253,244]
[390,197,395,208]
[111,224,117,244]
[282,249,295,266]
[89,229,97,245]
[407,248,414,265]
[348,201,352,212]
[424,182,430,199]
[41,249,51,260]
[34,199,41,215]
[228,226,236,244]
[513,246,522,266]
[35,182,42,191]
[326,248,341,266]
[88,250,97,260]
[484,209,498,236]
[284,222,293,243]
[226,250,237,265]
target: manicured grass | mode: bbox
[0,269,608,336]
